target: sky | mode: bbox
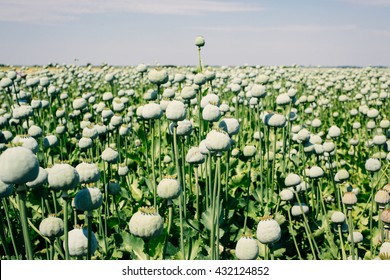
[0,0,389,67]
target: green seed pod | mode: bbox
[129,207,163,240]
[39,215,64,240]
[74,187,102,211]
[235,235,259,260]
[67,226,98,257]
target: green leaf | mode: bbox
[114,232,147,260]
[200,205,224,237]
[200,206,214,232]
[147,233,166,260]
[130,179,143,201]
[188,237,203,260]
[144,177,153,193]
[112,249,123,259]
[176,237,203,260]
[273,247,286,258]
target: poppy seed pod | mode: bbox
[235,236,259,260]
[256,217,281,244]
[186,147,205,165]
[157,178,181,199]
[142,103,163,120]
[82,126,98,140]
[331,211,346,224]
[39,215,64,240]
[205,130,231,152]
[162,88,175,99]
[202,103,220,122]
[79,137,93,149]
[323,142,335,153]
[380,209,390,225]
[328,125,341,138]
[365,158,381,172]
[379,242,390,258]
[263,112,286,128]
[118,164,129,176]
[251,85,266,98]
[101,147,119,163]
[67,227,98,257]
[43,135,58,148]
[195,35,205,47]
[0,77,13,88]
[280,188,294,201]
[129,207,163,240]
[0,147,39,185]
[342,192,357,209]
[335,169,349,183]
[276,93,291,105]
[76,162,100,184]
[291,203,309,217]
[48,164,79,191]
[148,69,168,85]
[169,119,193,136]
[12,105,33,119]
[348,232,363,243]
[74,187,103,211]
[219,118,240,136]
[308,166,324,179]
[194,73,206,86]
[243,145,257,159]
[72,97,87,110]
[166,100,186,122]
[26,167,48,189]
[13,135,38,154]
[181,86,196,100]
[374,189,390,207]
[136,63,147,73]
[200,93,220,108]
[284,173,301,187]
[373,135,386,146]
[107,181,120,195]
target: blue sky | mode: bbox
[0,0,389,66]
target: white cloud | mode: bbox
[0,0,264,23]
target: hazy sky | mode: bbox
[0,0,389,66]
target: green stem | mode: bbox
[194,166,200,221]
[150,120,157,208]
[208,152,213,209]
[215,154,222,260]
[87,210,93,260]
[158,119,162,181]
[173,124,185,259]
[348,208,355,260]
[269,244,274,260]
[2,199,19,259]
[286,205,302,260]
[295,193,318,260]
[379,207,385,245]
[337,224,347,260]
[113,195,121,230]
[16,185,33,260]
[197,47,202,73]
[225,150,230,220]
[62,191,69,260]
[369,173,375,255]
[163,200,174,259]
[50,240,55,260]
[243,160,252,233]
[180,138,187,219]
[0,207,11,259]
